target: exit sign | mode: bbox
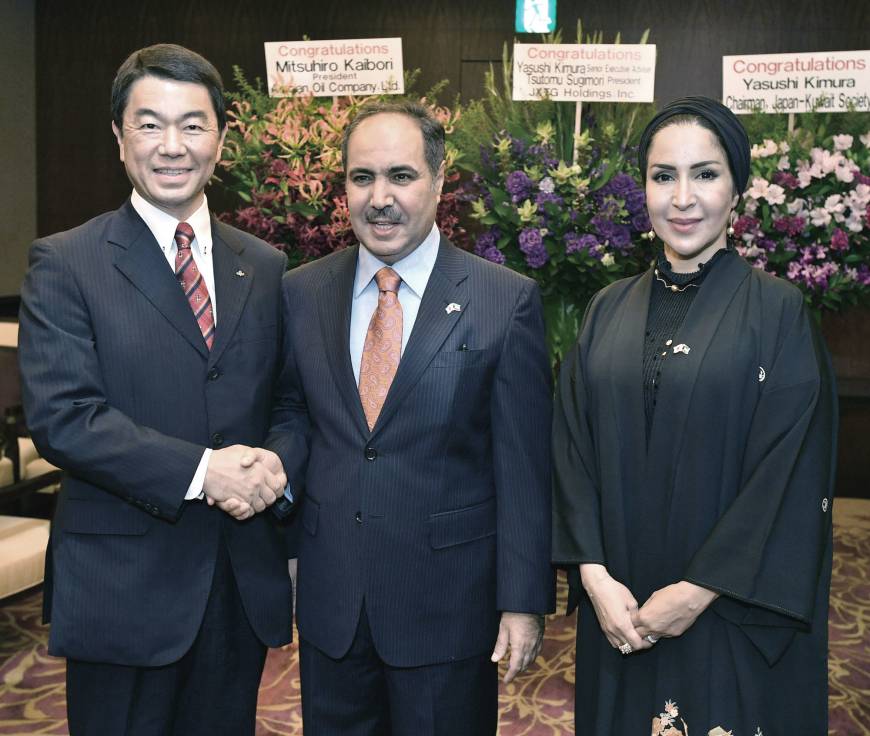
[516,0,556,33]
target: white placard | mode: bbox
[263,38,404,97]
[723,50,870,114]
[512,44,656,102]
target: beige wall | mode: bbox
[0,0,36,297]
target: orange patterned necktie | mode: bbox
[174,222,215,350]
[358,267,403,430]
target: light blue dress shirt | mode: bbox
[349,223,441,383]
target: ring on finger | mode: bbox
[618,643,633,655]
[645,634,659,644]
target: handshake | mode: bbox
[202,445,287,520]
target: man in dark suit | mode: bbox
[274,101,554,735]
[17,44,304,736]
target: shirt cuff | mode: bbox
[185,449,212,501]
[283,484,294,503]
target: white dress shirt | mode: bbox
[350,223,441,383]
[130,191,215,500]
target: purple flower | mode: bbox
[518,227,549,269]
[773,171,800,189]
[535,191,564,209]
[505,171,533,202]
[518,227,543,253]
[625,190,646,215]
[591,216,631,251]
[609,225,631,250]
[474,230,497,257]
[788,216,806,237]
[483,246,505,265]
[605,173,635,194]
[565,233,598,254]
[733,215,758,239]
[631,213,651,233]
[474,227,502,257]
[524,245,549,269]
[831,228,849,251]
[510,137,527,158]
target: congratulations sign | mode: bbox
[723,50,870,114]
[264,38,404,97]
[512,44,656,102]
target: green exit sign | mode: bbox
[516,0,556,33]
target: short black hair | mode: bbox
[342,100,445,179]
[111,43,226,133]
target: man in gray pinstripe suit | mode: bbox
[273,100,555,735]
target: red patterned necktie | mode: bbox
[174,222,215,350]
[358,267,403,430]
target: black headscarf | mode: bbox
[637,96,751,194]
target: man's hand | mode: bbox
[490,612,545,683]
[580,563,650,654]
[203,445,287,520]
[633,581,718,641]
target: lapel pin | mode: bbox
[673,343,690,355]
[758,366,766,382]
[235,270,246,278]
[445,302,461,315]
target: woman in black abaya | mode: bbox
[552,97,837,735]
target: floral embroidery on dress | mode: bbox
[651,700,689,735]
[651,701,764,736]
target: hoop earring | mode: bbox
[726,210,736,237]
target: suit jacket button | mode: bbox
[207,367,220,381]
[364,447,377,461]
[355,512,362,524]
[212,432,224,446]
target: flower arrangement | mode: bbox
[463,122,653,279]
[217,68,468,267]
[735,125,870,313]
[451,28,656,360]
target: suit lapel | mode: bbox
[371,238,469,436]
[209,221,254,366]
[317,246,370,438]
[110,201,208,359]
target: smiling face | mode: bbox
[112,75,226,221]
[345,112,445,264]
[645,122,738,272]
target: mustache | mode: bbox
[365,206,402,224]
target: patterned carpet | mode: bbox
[1,499,867,735]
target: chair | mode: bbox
[0,407,60,602]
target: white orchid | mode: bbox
[832,134,853,151]
[750,139,779,159]
[787,197,807,215]
[809,207,832,227]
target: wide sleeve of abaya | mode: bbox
[684,287,837,661]
[552,296,607,567]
